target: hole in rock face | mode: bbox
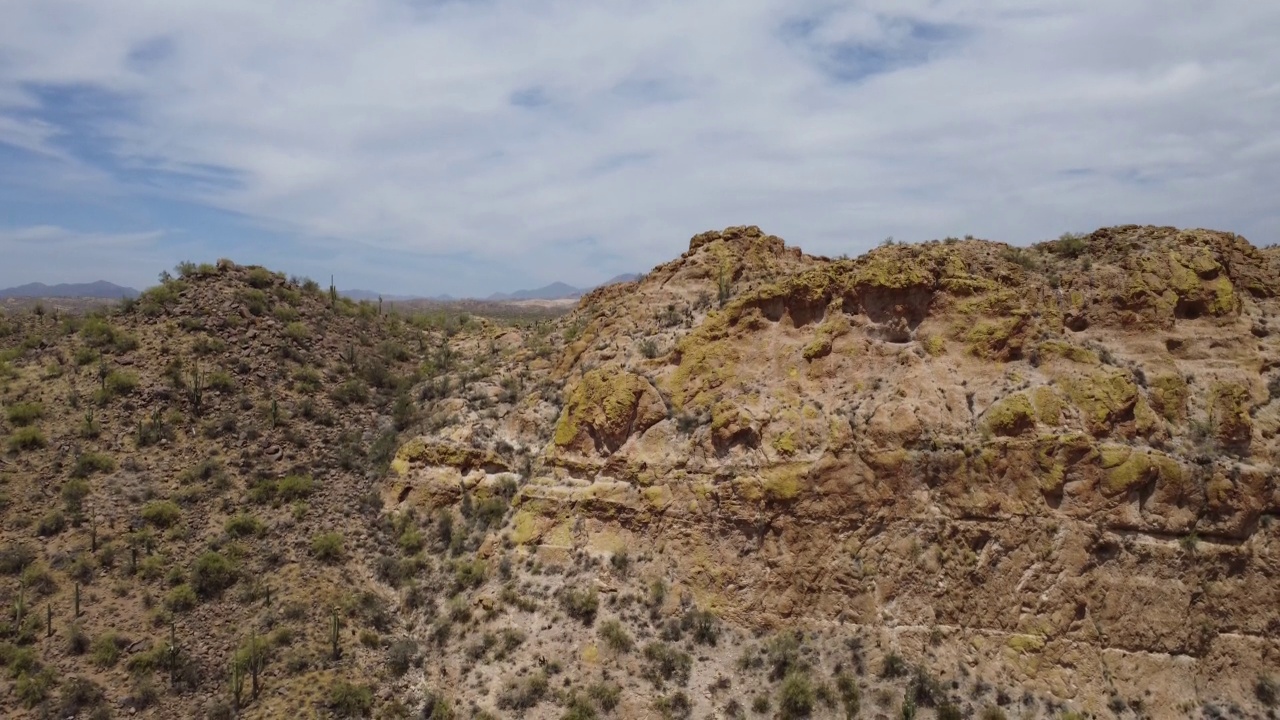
[1066,315,1089,332]
[396,486,411,503]
[860,286,933,330]
[1174,299,1206,320]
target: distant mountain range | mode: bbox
[485,274,641,301]
[0,273,641,305]
[0,281,139,299]
[341,273,641,303]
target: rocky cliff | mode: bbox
[391,225,1280,719]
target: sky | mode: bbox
[1,1,1279,297]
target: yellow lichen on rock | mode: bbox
[554,367,666,453]
[984,393,1037,436]
[1060,369,1138,436]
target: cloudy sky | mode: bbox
[2,1,1278,297]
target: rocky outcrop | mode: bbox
[390,225,1280,718]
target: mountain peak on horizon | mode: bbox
[0,280,139,299]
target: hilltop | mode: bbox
[0,228,1277,719]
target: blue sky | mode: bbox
[1,1,1279,297]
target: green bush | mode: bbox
[312,532,344,563]
[247,267,275,289]
[284,322,311,341]
[8,426,47,451]
[207,370,236,392]
[57,675,108,717]
[277,475,315,501]
[141,500,182,528]
[588,682,621,712]
[224,514,264,538]
[15,669,55,708]
[20,561,56,594]
[560,586,599,625]
[60,478,91,513]
[642,642,692,688]
[37,510,66,537]
[94,370,139,404]
[166,584,198,612]
[653,692,691,720]
[91,632,122,667]
[834,672,860,718]
[497,671,548,710]
[328,681,373,717]
[71,452,115,478]
[778,671,814,719]
[331,378,369,406]
[5,402,43,427]
[191,551,237,597]
[598,619,633,653]
[0,543,36,574]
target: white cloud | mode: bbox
[0,0,1278,294]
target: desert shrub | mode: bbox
[938,704,963,720]
[224,514,264,537]
[685,608,719,645]
[15,669,56,708]
[561,586,599,625]
[497,671,548,710]
[1258,674,1279,707]
[246,267,275,289]
[5,402,43,427]
[0,543,36,574]
[180,457,229,487]
[71,452,115,478]
[312,532,344,563]
[61,478,92,514]
[834,672,860,718]
[654,691,692,719]
[141,500,182,528]
[331,378,370,406]
[272,303,300,322]
[92,632,123,667]
[451,559,485,591]
[598,619,633,652]
[166,584,198,612]
[980,706,1007,720]
[37,510,66,536]
[779,671,814,719]
[67,624,90,654]
[398,524,425,554]
[284,322,310,341]
[21,561,56,595]
[1051,232,1088,258]
[881,651,908,679]
[766,632,804,680]
[191,551,237,597]
[328,681,374,716]
[277,474,315,500]
[8,426,47,451]
[642,642,692,688]
[207,370,236,392]
[387,639,419,677]
[103,370,139,396]
[588,682,621,712]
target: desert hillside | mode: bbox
[1,228,1278,719]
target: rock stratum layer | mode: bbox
[392,226,1280,718]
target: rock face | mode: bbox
[394,225,1280,717]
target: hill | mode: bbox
[0,282,139,300]
[0,227,1277,719]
